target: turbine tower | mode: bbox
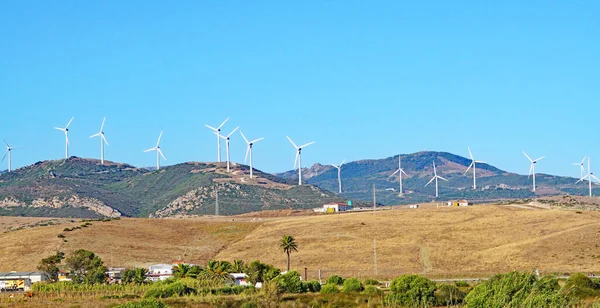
[218,126,239,172]
[286,136,315,186]
[573,156,587,180]
[89,117,109,164]
[331,160,345,194]
[464,147,485,190]
[144,131,166,170]
[205,118,229,163]
[1,139,17,172]
[54,117,74,159]
[523,151,545,193]
[389,155,408,196]
[425,161,447,198]
[240,131,264,178]
[576,156,600,197]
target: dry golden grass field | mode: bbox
[2,204,600,279]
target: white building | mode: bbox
[314,202,352,213]
[409,204,419,209]
[0,272,48,283]
[147,264,173,281]
[229,273,250,286]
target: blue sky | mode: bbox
[0,1,598,176]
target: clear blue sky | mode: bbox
[1,1,598,176]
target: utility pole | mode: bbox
[373,238,377,276]
[215,185,219,216]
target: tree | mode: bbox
[65,249,107,284]
[37,251,65,282]
[122,268,148,285]
[279,235,298,272]
[232,259,246,273]
[246,260,280,285]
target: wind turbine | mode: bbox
[331,160,345,194]
[464,147,485,190]
[54,117,74,159]
[218,126,239,172]
[523,151,545,193]
[576,156,600,197]
[240,131,263,178]
[425,161,447,198]
[389,155,408,196]
[205,118,229,163]
[573,156,587,180]
[1,139,18,172]
[286,136,315,186]
[144,131,166,170]
[89,117,109,164]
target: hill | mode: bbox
[0,157,338,218]
[278,151,591,204]
[3,204,600,279]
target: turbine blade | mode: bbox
[388,169,400,178]
[217,117,229,129]
[158,148,166,160]
[591,174,600,182]
[227,126,240,137]
[581,156,587,164]
[287,136,298,149]
[250,137,264,144]
[468,147,473,160]
[100,117,106,131]
[475,160,485,164]
[528,164,533,178]
[239,131,249,144]
[425,177,435,187]
[464,162,473,175]
[65,117,74,129]
[54,127,65,131]
[340,160,345,167]
[102,134,109,146]
[401,169,408,176]
[245,146,250,163]
[523,151,533,162]
[534,156,545,162]
[299,141,315,148]
[438,176,448,181]
[205,124,217,131]
[156,131,163,147]
[65,133,69,145]
[294,152,299,169]
[89,133,100,138]
[143,147,156,153]
[2,138,8,147]
[0,151,7,164]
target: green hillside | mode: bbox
[0,157,338,218]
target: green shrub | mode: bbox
[384,274,436,308]
[240,303,258,308]
[364,279,379,286]
[275,271,304,293]
[320,283,339,294]
[342,278,364,293]
[435,284,465,306]
[326,274,345,285]
[454,280,469,287]
[563,273,600,299]
[116,298,166,308]
[363,285,383,296]
[464,272,576,307]
[302,280,321,293]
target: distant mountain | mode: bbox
[277,151,592,204]
[0,157,339,218]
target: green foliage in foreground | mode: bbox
[320,283,340,294]
[116,298,167,308]
[464,272,577,308]
[385,274,437,308]
[326,274,345,285]
[342,278,364,293]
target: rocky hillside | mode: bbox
[0,157,338,218]
[278,151,591,204]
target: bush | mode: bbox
[117,298,166,308]
[144,281,195,298]
[326,274,345,285]
[302,280,321,293]
[464,272,576,307]
[563,273,600,299]
[240,303,258,308]
[342,278,364,293]
[455,280,470,287]
[363,285,383,296]
[384,274,436,308]
[320,283,339,294]
[435,284,465,306]
[275,271,304,294]
[364,279,379,286]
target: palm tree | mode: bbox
[279,235,298,272]
[232,259,246,273]
[173,264,192,279]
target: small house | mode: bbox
[229,273,250,286]
[409,204,419,209]
[147,264,173,282]
[321,202,352,213]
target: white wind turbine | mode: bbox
[573,156,587,180]
[287,136,315,186]
[464,147,485,190]
[523,151,545,192]
[389,155,408,196]
[1,139,19,172]
[89,117,109,164]
[218,126,239,172]
[331,160,345,194]
[425,161,447,198]
[54,117,74,159]
[576,156,600,197]
[205,118,229,163]
[240,131,264,178]
[144,131,166,170]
